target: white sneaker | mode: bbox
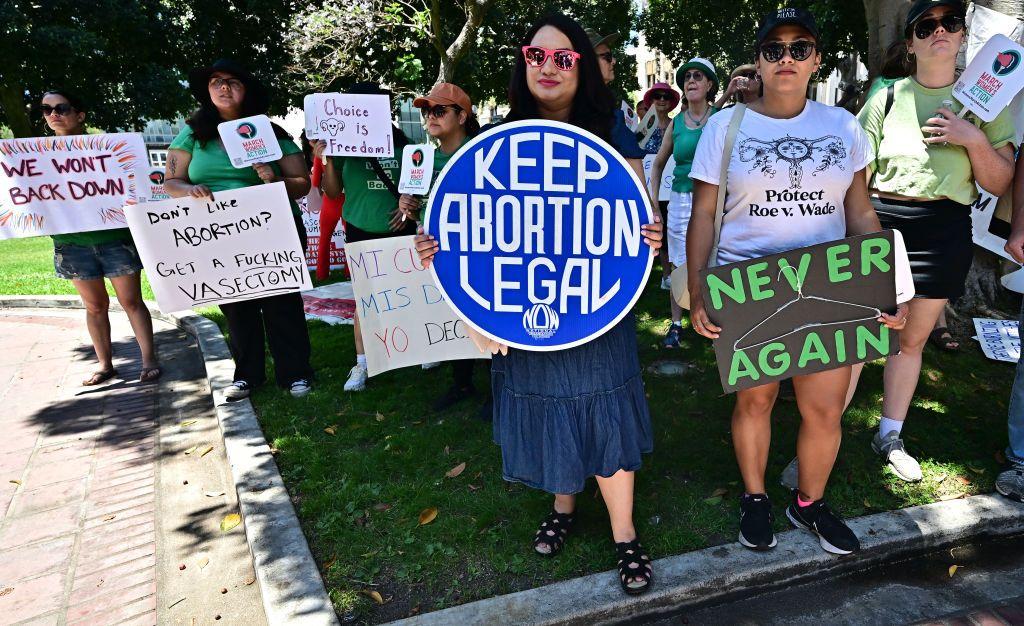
[660,276,671,291]
[421,362,441,370]
[344,365,367,391]
[289,379,312,398]
[224,381,250,401]
[872,430,923,482]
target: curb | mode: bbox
[391,494,1024,625]
[0,296,339,626]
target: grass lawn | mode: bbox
[2,236,1018,622]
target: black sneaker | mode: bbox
[786,498,860,555]
[738,494,777,550]
[662,324,682,348]
[431,384,476,412]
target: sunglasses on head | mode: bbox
[522,46,581,71]
[914,14,965,39]
[40,103,75,117]
[759,40,816,63]
[420,104,460,119]
[682,71,707,82]
[651,92,673,101]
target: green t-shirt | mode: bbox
[52,227,132,247]
[857,77,1015,205]
[168,126,303,216]
[671,109,717,193]
[330,155,401,234]
[425,137,470,202]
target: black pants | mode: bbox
[453,359,491,389]
[219,292,313,388]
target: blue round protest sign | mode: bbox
[424,120,654,351]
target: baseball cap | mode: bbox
[412,82,473,113]
[585,28,620,49]
[755,7,820,46]
[904,0,965,36]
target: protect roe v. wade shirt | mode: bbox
[689,100,874,266]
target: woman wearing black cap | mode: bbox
[164,59,315,400]
[688,8,907,555]
[315,82,415,393]
[852,0,1015,483]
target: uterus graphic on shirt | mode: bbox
[739,135,847,189]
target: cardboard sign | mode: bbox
[217,115,283,167]
[347,236,487,375]
[636,107,659,148]
[298,188,346,272]
[125,182,312,312]
[702,231,900,393]
[303,93,394,157]
[397,144,435,195]
[0,133,146,239]
[621,101,639,132]
[973,318,1020,362]
[642,154,676,202]
[424,120,654,351]
[303,282,355,326]
[139,168,169,203]
[953,34,1024,122]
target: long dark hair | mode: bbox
[505,13,616,142]
[41,89,87,113]
[186,79,291,146]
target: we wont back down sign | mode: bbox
[702,231,900,393]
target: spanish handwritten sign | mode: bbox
[0,133,146,239]
[424,120,654,351]
[347,236,486,376]
[953,34,1024,122]
[973,318,1020,363]
[397,144,435,195]
[124,182,312,312]
[702,231,899,393]
[642,154,676,202]
[303,93,394,157]
[217,115,283,167]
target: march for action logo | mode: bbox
[236,122,258,139]
[149,171,164,185]
[740,135,847,189]
[411,149,424,167]
[424,120,654,351]
[993,50,1021,77]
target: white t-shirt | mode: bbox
[689,100,874,265]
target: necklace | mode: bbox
[685,106,710,128]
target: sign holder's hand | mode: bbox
[642,212,663,253]
[689,290,722,339]
[877,302,909,331]
[1005,228,1024,265]
[398,194,422,223]
[464,323,508,356]
[252,162,276,184]
[414,227,439,268]
[311,139,328,165]
[922,107,984,147]
[189,184,214,200]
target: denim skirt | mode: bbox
[491,313,653,495]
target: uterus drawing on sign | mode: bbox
[739,135,846,189]
[319,118,346,136]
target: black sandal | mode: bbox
[928,327,959,351]
[533,509,575,556]
[615,538,653,595]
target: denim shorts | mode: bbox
[53,241,144,281]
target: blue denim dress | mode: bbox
[487,116,653,495]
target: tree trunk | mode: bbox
[0,82,33,138]
[861,0,912,79]
[432,0,493,87]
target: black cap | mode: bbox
[188,59,270,113]
[904,0,965,36]
[756,8,820,46]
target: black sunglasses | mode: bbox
[682,71,707,82]
[597,52,615,63]
[420,104,460,119]
[651,92,672,101]
[914,14,965,39]
[40,103,75,117]
[759,41,816,63]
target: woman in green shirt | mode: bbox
[164,59,314,400]
[43,90,160,386]
[316,83,416,393]
[648,57,718,349]
[851,0,1016,482]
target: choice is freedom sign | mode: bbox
[424,120,654,351]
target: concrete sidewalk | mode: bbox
[0,308,266,625]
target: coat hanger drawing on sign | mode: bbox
[733,265,882,352]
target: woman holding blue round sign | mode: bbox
[687,8,908,556]
[164,59,314,400]
[416,13,662,596]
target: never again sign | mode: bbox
[424,120,653,351]
[702,231,899,393]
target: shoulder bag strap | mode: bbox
[709,103,746,259]
[368,158,401,200]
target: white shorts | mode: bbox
[666,190,692,268]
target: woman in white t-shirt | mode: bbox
[687,8,908,555]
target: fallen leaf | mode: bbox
[198,555,210,570]
[863,499,873,509]
[323,556,336,570]
[467,484,481,491]
[220,513,242,532]
[199,445,214,458]
[244,576,256,586]
[103,514,116,521]
[710,487,728,498]
[205,491,226,498]
[8,480,20,486]
[968,467,985,475]
[933,473,948,483]
[956,476,971,486]
[362,589,385,605]
[940,494,964,501]
[926,371,939,382]
[418,507,438,526]
[0,587,12,597]
[445,462,467,479]
[372,503,391,512]
[180,420,198,428]
[324,425,337,436]
[948,565,958,578]
[703,496,722,505]
[184,446,198,455]
[375,413,385,422]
